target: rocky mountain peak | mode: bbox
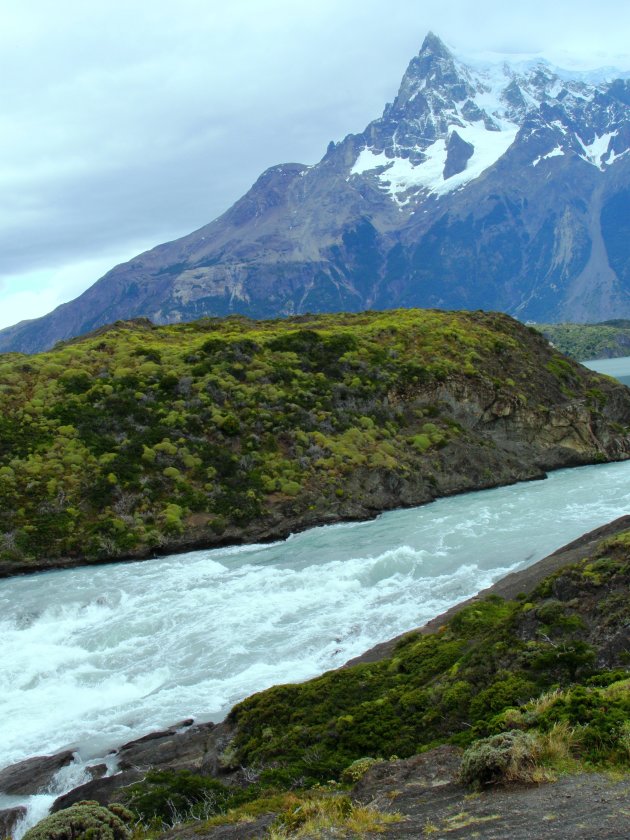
[1,33,629,355]
[420,30,451,56]
[348,41,629,209]
[389,33,473,118]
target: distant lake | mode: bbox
[583,355,630,386]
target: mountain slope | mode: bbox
[2,33,630,354]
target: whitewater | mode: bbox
[3,352,630,832]
[2,459,630,784]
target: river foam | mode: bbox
[2,459,630,787]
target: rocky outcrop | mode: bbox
[115,720,220,774]
[0,750,74,796]
[0,806,26,839]
[443,130,474,179]
[0,722,237,817]
[352,753,630,840]
[50,771,144,813]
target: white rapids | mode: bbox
[2,461,630,776]
[1,355,630,835]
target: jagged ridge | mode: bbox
[2,33,630,354]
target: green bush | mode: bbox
[22,801,133,840]
[340,757,380,784]
[123,769,231,825]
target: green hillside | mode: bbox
[0,309,629,575]
[537,320,630,361]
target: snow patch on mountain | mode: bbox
[352,121,518,200]
[462,52,630,86]
[533,146,565,167]
[577,131,618,169]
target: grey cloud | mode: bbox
[1,0,630,289]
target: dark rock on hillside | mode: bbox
[159,814,276,840]
[50,770,144,812]
[0,806,26,839]
[2,34,630,354]
[0,750,75,796]
[85,764,108,780]
[353,745,463,800]
[115,720,217,772]
[443,130,474,178]
[50,720,238,813]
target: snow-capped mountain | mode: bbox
[2,32,629,353]
[351,34,629,200]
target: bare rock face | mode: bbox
[352,752,630,840]
[0,750,75,796]
[51,770,144,812]
[49,720,236,813]
[443,130,474,179]
[158,814,277,840]
[0,806,27,838]
[115,720,217,772]
[352,745,463,806]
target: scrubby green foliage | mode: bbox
[0,309,623,570]
[340,757,381,784]
[123,770,234,825]
[459,730,540,788]
[122,776,400,838]
[227,533,630,786]
[22,801,133,840]
[491,679,630,766]
[537,321,630,361]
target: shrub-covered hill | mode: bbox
[0,308,629,575]
[538,320,630,361]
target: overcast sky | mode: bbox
[1,0,630,330]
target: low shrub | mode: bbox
[123,769,231,825]
[459,730,540,788]
[22,801,133,840]
[340,756,380,784]
[268,793,400,839]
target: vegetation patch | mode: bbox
[459,730,542,788]
[0,309,626,572]
[537,320,630,361]
[267,793,401,838]
[22,801,133,840]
